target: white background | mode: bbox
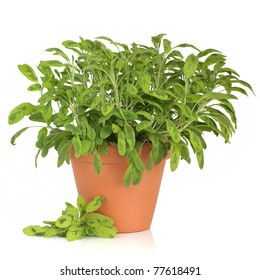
[0,0,259,279]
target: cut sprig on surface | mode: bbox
[9,34,254,186]
[23,195,117,241]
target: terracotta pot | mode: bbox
[70,144,167,233]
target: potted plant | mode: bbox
[8,34,253,233]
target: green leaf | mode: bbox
[86,212,114,227]
[147,90,168,100]
[172,83,185,101]
[86,123,96,140]
[93,150,102,174]
[112,124,121,133]
[45,48,69,61]
[62,40,81,52]
[55,214,72,228]
[136,121,152,132]
[95,225,117,238]
[218,76,232,93]
[41,133,58,157]
[8,102,34,124]
[86,196,105,213]
[139,73,151,93]
[65,202,79,218]
[96,35,115,44]
[118,130,126,155]
[151,33,166,49]
[90,96,102,109]
[204,53,226,67]
[77,195,87,217]
[35,127,48,148]
[59,106,69,120]
[115,59,127,69]
[57,140,72,167]
[72,135,82,158]
[23,225,49,236]
[163,38,172,53]
[183,54,199,79]
[28,83,41,91]
[146,150,153,170]
[206,107,235,132]
[175,103,192,118]
[126,84,138,96]
[155,113,165,124]
[136,111,154,121]
[81,139,93,155]
[43,220,56,226]
[121,109,138,120]
[197,48,221,58]
[214,60,226,71]
[167,50,183,59]
[231,87,248,96]
[187,129,202,152]
[38,60,64,67]
[170,142,181,171]
[210,113,235,133]
[10,127,29,145]
[85,226,96,236]
[217,67,240,77]
[152,142,167,164]
[180,141,191,164]
[199,92,237,102]
[200,116,221,135]
[232,79,254,94]
[143,98,163,112]
[101,103,115,116]
[98,111,118,124]
[65,124,82,135]
[196,149,204,169]
[166,120,181,142]
[98,141,108,155]
[44,226,62,238]
[123,164,134,186]
[18,64,38,82]
[175,43,200,52]
[79,38,94,51]
[66,230,83,241]
[217,102,237,127]
[100,125,112,139]
[132,167,143,185]
[149,133,159,148]
[124,123,135,150]
[38,91,54,105]
[42,101,52,122]
[131,150,144,172]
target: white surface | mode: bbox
[0,0,259,279]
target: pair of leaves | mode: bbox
[23,195,117,241]
[112,123,136,156]
[186,129,204,169]
[123,148,145,186]
[72,137,101,174]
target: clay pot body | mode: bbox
[70,144,167,233]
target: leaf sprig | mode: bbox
[9,34,254,186]
[23,195,117,241]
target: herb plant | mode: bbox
[23,195,117,241]
[8,34,254,186]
